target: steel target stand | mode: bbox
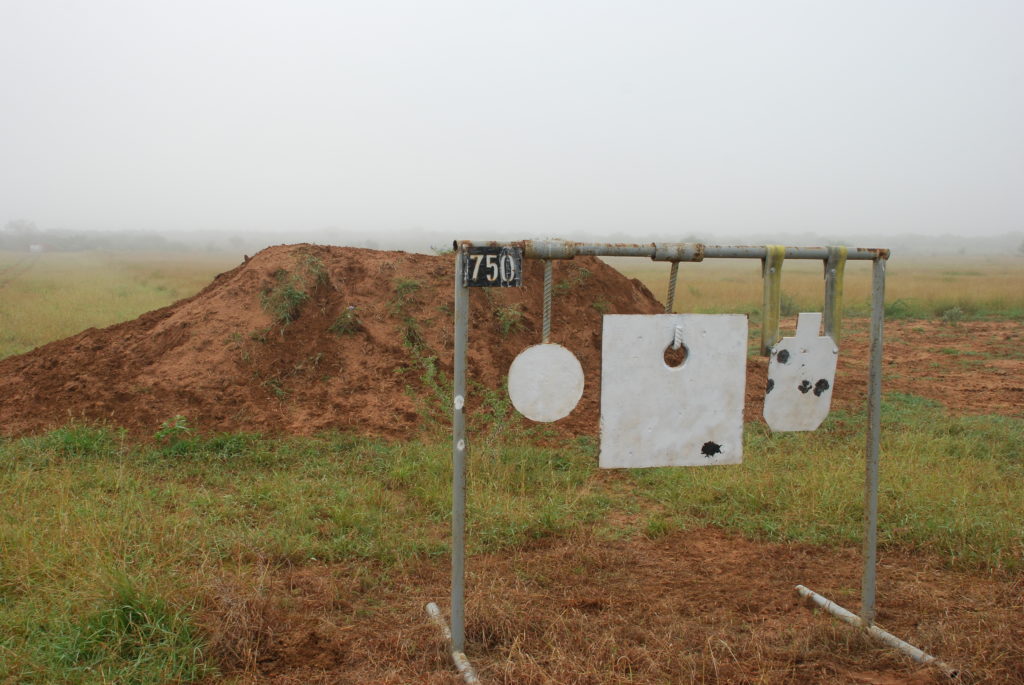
[426,239,958,681]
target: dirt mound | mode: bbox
[3,243,1014,440]
[0,244,673,438]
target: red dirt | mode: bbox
[0,244,664,438]
[1,244,1019,440]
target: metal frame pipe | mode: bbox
[861,256,887,626]
[795,586,958,679]
[470,239,889,261]
[442,239,894,677]
[451,246,470,653]
[426,603,482,684]
[701,244,884,260]
[654,243,705,262]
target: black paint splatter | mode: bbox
[766,378,775,394]
[797,379,812,394]
[701,441,722,458]
[777,349,790,364]
[813,378,830,397]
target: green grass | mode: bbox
[2,395,1021,681]
[0,423,599,682]
[493,303,524,336]
[631,395,1023,567]
[25,575,210,684]
[329,307,362,335]
[257,249,330,324]
[389,278,423,316]
[259,269,310,324]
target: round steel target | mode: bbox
[507,344,584,422]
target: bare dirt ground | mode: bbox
[745,317,1024,422]
[202,526,1022,684]
[2,245,1020,682]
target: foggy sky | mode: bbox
[1,1,1022,241]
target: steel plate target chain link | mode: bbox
[665,261,680,313]
[542,259,552,343]
[427,240,953,680]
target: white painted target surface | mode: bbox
[763,312,838,432]
[600,314,748,468]
[507,344,584,422]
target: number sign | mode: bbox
[462,247,523,287]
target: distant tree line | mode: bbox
[2,220,189,252]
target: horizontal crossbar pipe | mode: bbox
[702,245,886,260]
[794,585,959,679]
[455,239,888,261]
[425,602,482,684]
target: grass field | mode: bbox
[2,251,1021,362]
[0,249,1022,682]
[2,402,1021,682]
[1,251,1021,362]
[0,251,238,359]
[607,255,1024,319]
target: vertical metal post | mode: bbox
[760,245,786,355]
[665,261,680,313]
[542,260,553,343]
[452,247,469,652]
[860,256,886,626]
[824,246,847,344]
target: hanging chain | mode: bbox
[672,324,684,350]
[542,260,553,343]
[665,261,680,313]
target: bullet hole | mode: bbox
[701,441,722,458]
[766,378,775,394]
[813,378,830,397]
[663,343,688,368]
[776,349,790,364]
[798,379,812,394]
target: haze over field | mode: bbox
[1,1,1022,250]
